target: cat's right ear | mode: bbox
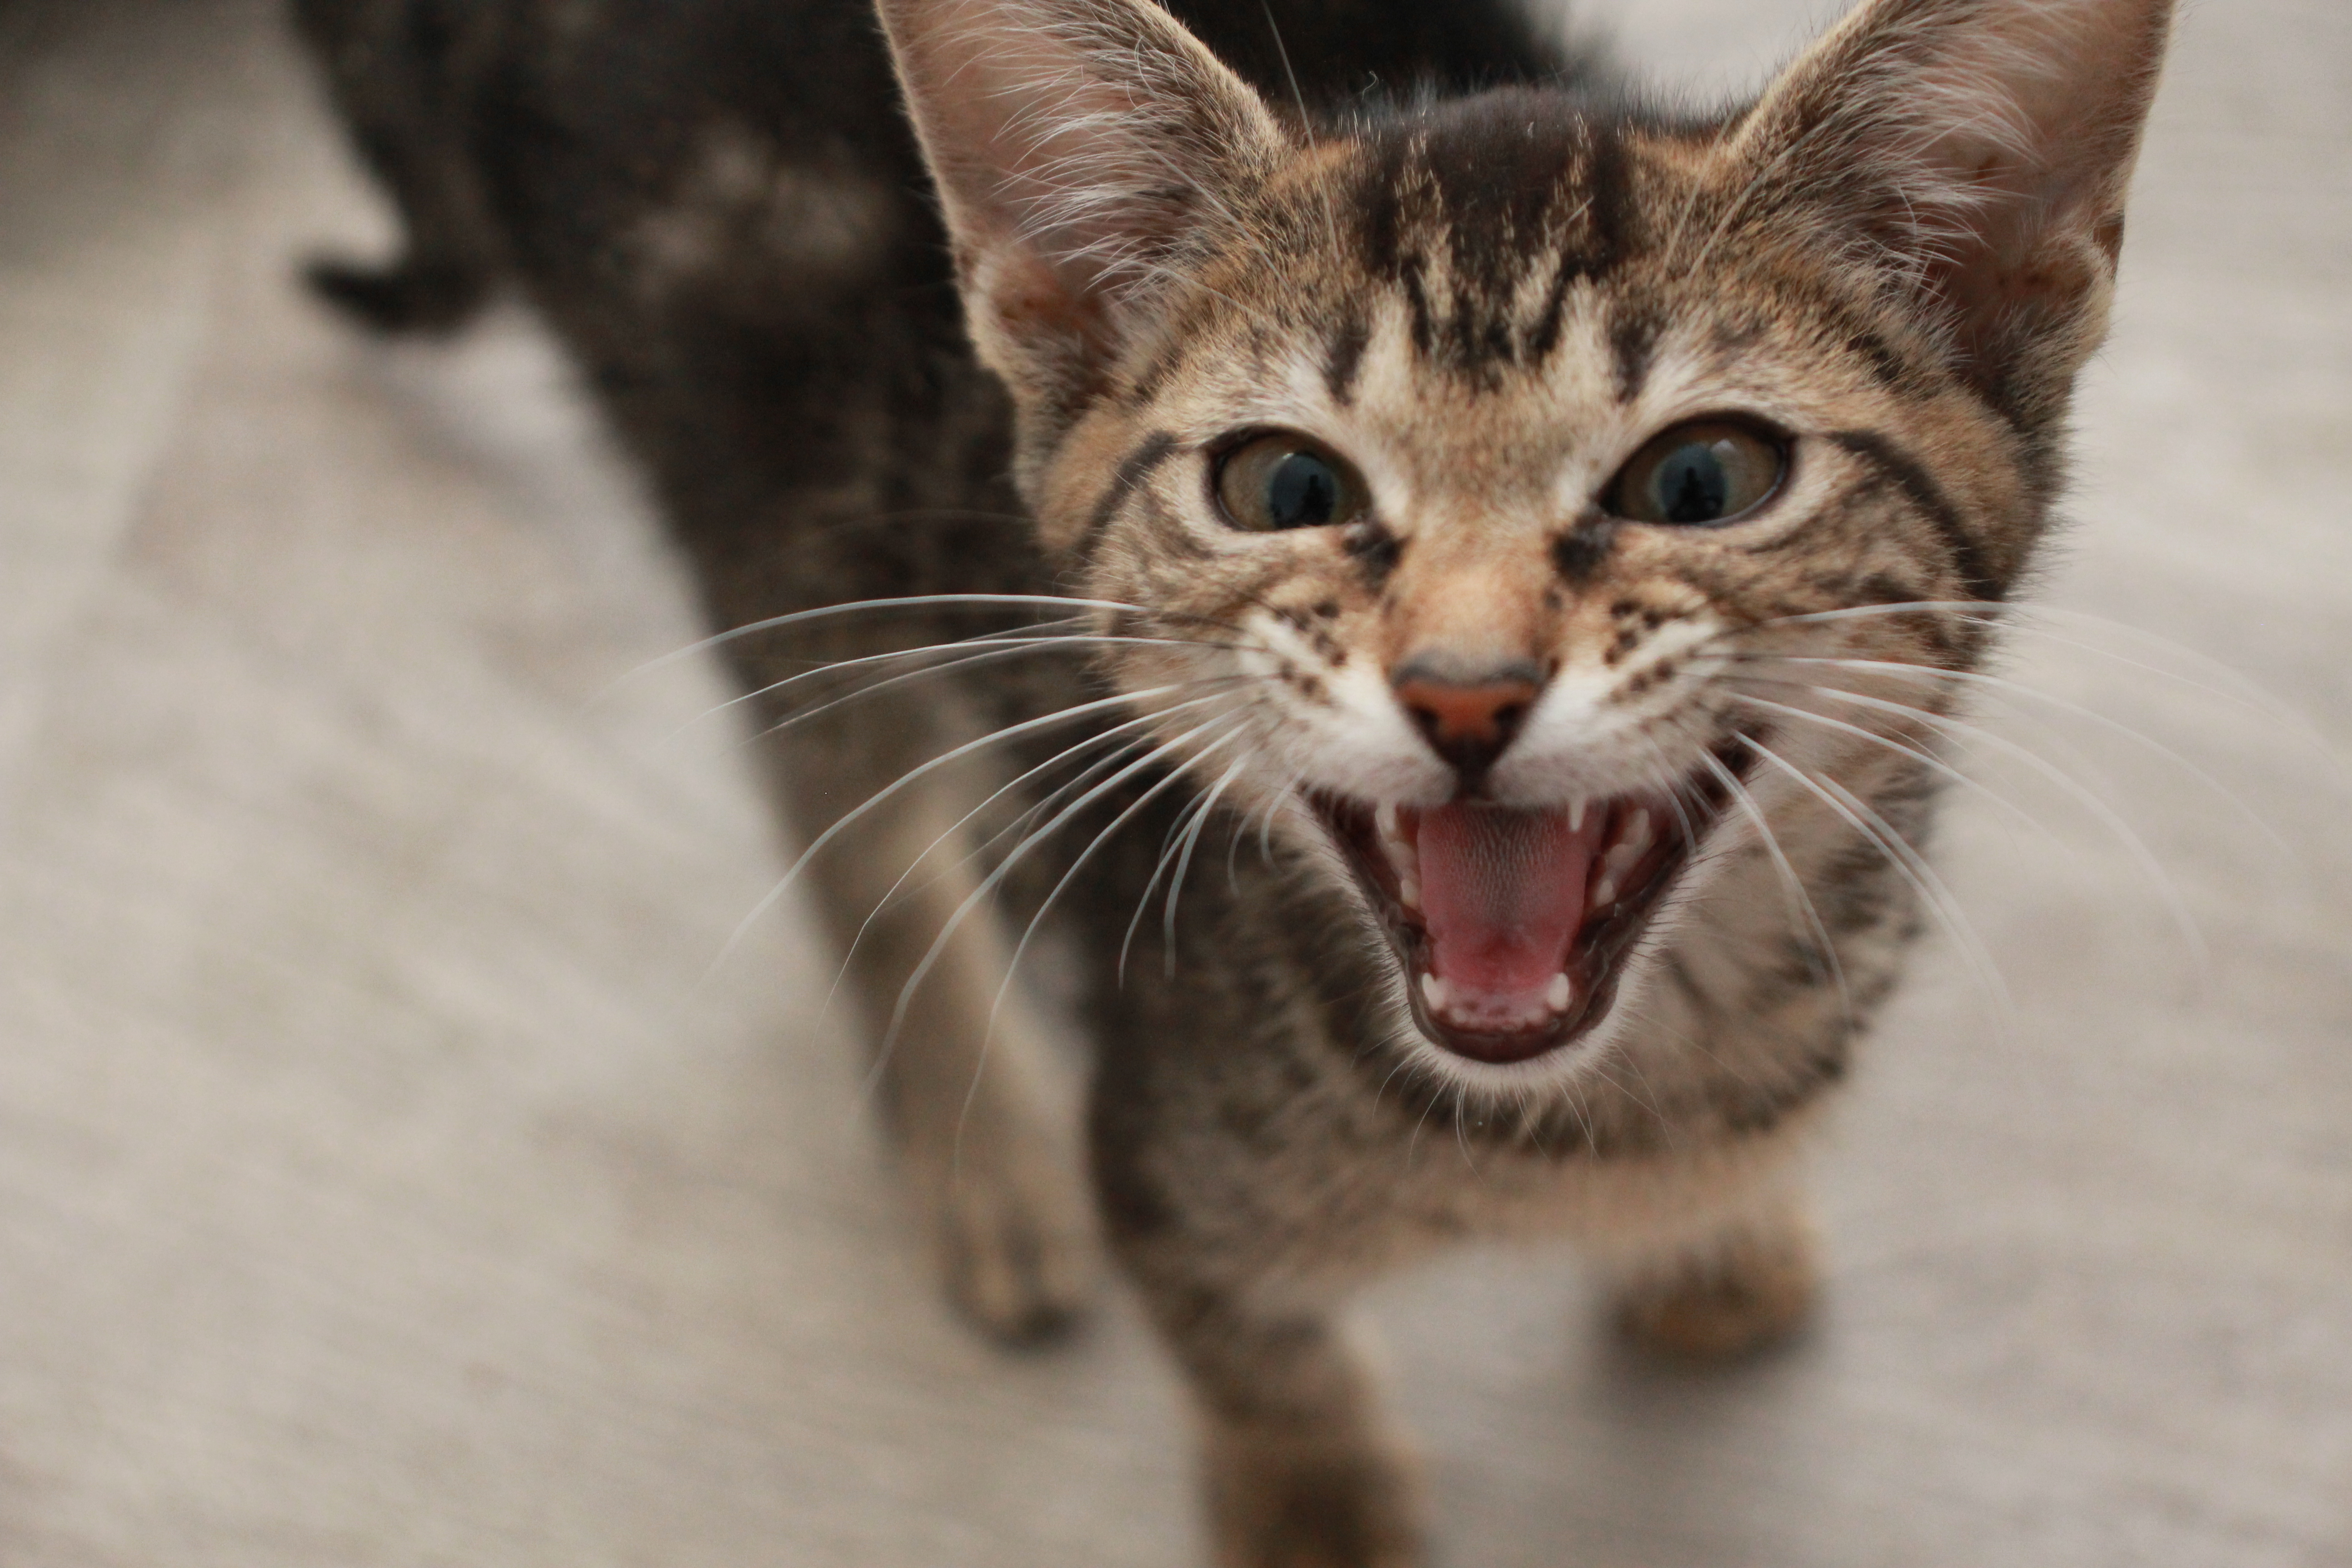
[878,0,1287,431]
[1728,0,2174,415]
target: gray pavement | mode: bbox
[1,0,2347,1563]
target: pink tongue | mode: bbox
[1416,804,1598,1003]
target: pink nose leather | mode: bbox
[1393,672,1540,779]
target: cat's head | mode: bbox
[881,0,2173,1085]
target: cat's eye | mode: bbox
[1213,433,1369,532]
[1607,420,1788,527]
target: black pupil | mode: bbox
[1265,451,1340,528]
[1654,441,1731,524]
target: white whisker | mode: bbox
[1757,653,2285,857]
[1163,755,1249,978]
[705,681,1208,980]
[1741,734,2016,1044]
[822,692,1245,1027]
[1695,745,1852,1027]
[936,714,1253,1164]
[602,592,1164,695]
[1741,668,2211,976]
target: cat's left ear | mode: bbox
[1730,0,2175,409]
[878,0,1287,437]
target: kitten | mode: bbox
[293,0,2175,1561]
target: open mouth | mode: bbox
[1311,751,1747,1066]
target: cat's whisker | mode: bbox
[1695,745,1853,1026]
[1727,600,2341,772]
[738,631,1259,749]
[1120,757,1232,985]
[823,693,1247,1029]
[1642,734,1709,858]
[823,739,1147,1036]
[929,713,1255,1163]
[1221,764,1303,891]
[1748,652,2285,857]
[606,592,1169,691]
[705,681,1220,980]
[1728,689,2062,844]
[858,718,1218,1088]
[1740,735,2017,1046]
[1451,1096,1484,1181]
[720,615,1093,715]
[1588,1056,1670,1139]
[981,719,1253,1068]
[1403,1068,1446,1168]
[1256,773,1306,868]
[1118,748,1252,986]
[1252,0,1348,267]
[1618,1000,1752,1095]
[1163,754,1250,979]
[902,689,1250,917]
[1734,668,2211,979]
[687,622,1098,743]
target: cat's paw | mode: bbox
[925,1132,1100,1346]
[1612,1218,1819,1362]
[1205,1424,1426,1568]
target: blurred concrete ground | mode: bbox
[0,0,2347,1563]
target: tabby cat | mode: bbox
[293,0,2175,1559]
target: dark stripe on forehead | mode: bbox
[1400,258,1437,363]
[1524,250,1579,363]
[1609,304,1660,402]
[1528,121,1631,357]
[1581,118,1632,270]
[1356,90,1631,379]
[1322,313,1370,404]
[1080,432,1179,553]
[1827,430,2004,602]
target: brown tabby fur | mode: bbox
[294,0,2175,1560]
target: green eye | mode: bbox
[1214,433,1369,531]
[1608,420,1788,526]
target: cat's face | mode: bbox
[882,0,2169,1086]
[1042,94,2030,1077]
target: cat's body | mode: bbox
[294,0,2173,1560]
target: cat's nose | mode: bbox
[1392,656,1544,784]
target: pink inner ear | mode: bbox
[981,246,1108,338]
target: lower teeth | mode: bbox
[1416,972,1576,1023]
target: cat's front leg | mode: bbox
[1092,1049,1431,1565]
[772,712,1102,1344]
[1180,1298,1426,1568]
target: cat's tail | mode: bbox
[289,0,503,336]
